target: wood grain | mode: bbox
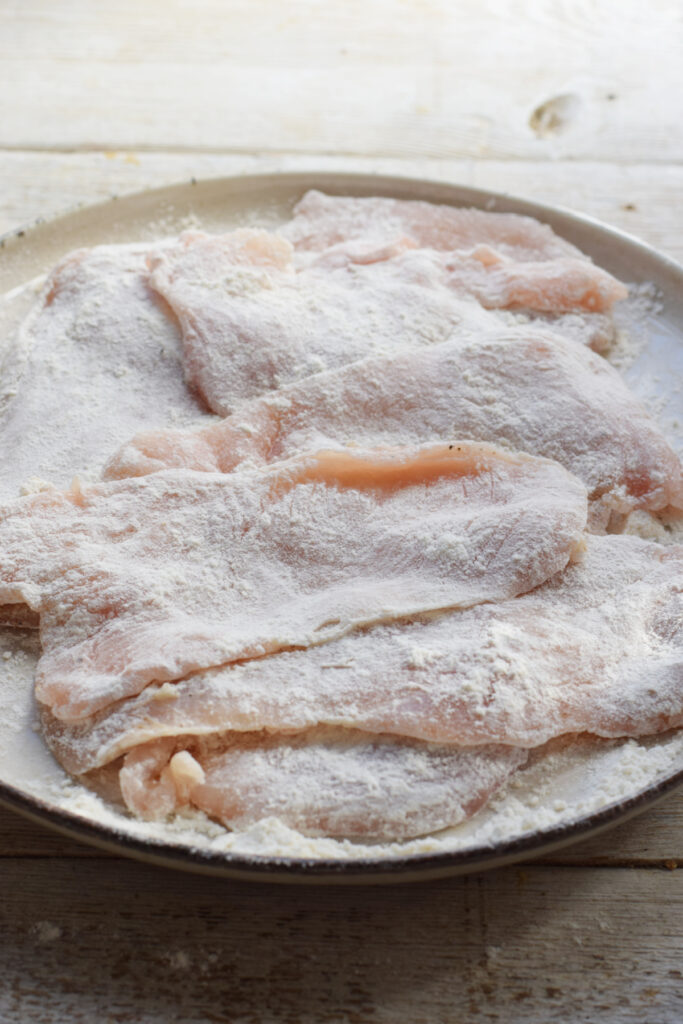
[2,152,683,263]
[0,858,681,1023]
[1,2,683,1019]
[1,0,682,160]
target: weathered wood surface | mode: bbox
[1,859,681,1023]
[1,1,682,1020]
[1,0,682,161]
[2,152,683,264]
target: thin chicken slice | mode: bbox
[47,535,680,774]
[0,243,206,502]
[0,442,587,722]
[283,190,627,315]
[284,190,581,257]
[105,328,683,521]
[147,228,496,414]
[115,729,528,840]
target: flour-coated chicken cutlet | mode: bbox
[146,228,496,415]
[284,190,582,258]
[104,328,683,522]
[0,442,587,722]
[148,208,626,418]
[0,243,204,501]
[0,195,674,849]
[0,242,212,631]
[114,729,527,839]
[283,190,628,316]
[45,535,680,775]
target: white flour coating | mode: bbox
[0,443,587,722]
[146,194,628,422]
[282,190,585,260]
[624,509,683,545]
[0,242,211,501]
[492,308,617,351]
[105,326,683,519]
[0,197,681,862]
[0,613,681,860]
[148,229,497,415]
[43,730,683,861]
[283,191,628,315]
[44,534,682,775]
[114,728,527,840]
[608,282,663,370]
[0,630,41,736]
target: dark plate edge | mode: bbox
[1,765,682,885]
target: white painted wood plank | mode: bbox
[2,152,683,262]
[1,0,682,159]
[0,859,681,1022]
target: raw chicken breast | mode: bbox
[105,327,683,520]
[283,190,628,314]
[0,442,587,721]
[48,535,680,774]
[147,228,495,414]
[284,190,581,257]
[0,244,206,501]
[117,729,528,839]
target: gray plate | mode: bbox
[0,172,681,884]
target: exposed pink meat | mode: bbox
[117,729,527,839]
[147,229,491,415]
[118,737,179,820]
[283,190,628,314]
[46,535,681,774]
[443,249,627,313]
[104,328,683,520]
[0,442,587,722]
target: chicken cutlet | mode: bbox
[116,729,528,840]
[0,442,586,722]
[46,535,681,777]
[104,327,682,523]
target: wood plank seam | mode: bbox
[2,144,683,165]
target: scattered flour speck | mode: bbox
[33,921,62,943]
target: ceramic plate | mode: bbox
[0,172,681,884]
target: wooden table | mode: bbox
[1,3,681,1020]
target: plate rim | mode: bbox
[1,758,682,885]
[3,169,683,286]
[1,169,682,883]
